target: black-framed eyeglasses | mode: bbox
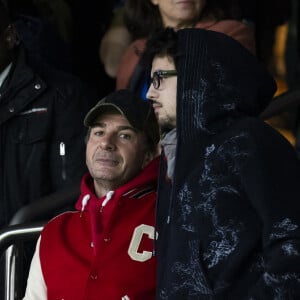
[150,70,177,89]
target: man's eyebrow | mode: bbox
[117,125,138,132]
[91,122,106,128]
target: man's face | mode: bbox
[146,55,177,128]
[86,113,151,190]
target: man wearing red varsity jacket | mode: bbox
[23,89,160,300]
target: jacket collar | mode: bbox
[0,47,46,125]
[75,156,160,212]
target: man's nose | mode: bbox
[146,84,157,101]
[99,135,116,151]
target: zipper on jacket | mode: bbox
[59,142,66,180]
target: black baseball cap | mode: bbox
[84,89,160,145]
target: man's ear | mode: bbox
[142,144,161,169]
[142,151,153,169]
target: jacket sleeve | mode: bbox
[241,128,300,298]
[23,237,47,299]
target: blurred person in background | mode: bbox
[115,0,256,98]
[0,0,95,295]
[0,0,92,229]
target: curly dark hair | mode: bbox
[139,27,179,72]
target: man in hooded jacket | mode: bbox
[141,27,300,299]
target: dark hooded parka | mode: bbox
[156,28,300,299]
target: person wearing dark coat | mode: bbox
[0,2,97,297]
[0,2,93,227]
[141,27,300,299]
